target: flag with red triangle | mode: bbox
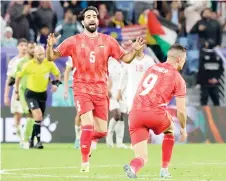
[147,11,178,56]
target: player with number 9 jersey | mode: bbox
[124,44,187,179]
[130,62,186,141]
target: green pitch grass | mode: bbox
[1,144,226,181]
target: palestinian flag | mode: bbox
[147,11,178,56]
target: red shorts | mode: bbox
[129,108,172,146]
[74,93,109,121]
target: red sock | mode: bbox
[162,134,175,168]
[92,131,107,141]
[80,125,93,163]
[129,157,144,173]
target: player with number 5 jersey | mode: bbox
[46,6,145,172]
[124,44,188,179]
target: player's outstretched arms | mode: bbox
[176,97,187,142]
[47,33,61,61]
[121,37,145,63]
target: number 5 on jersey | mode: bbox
[140,73,158,95]
[90,51,95,63]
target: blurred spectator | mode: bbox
[36,25,50,46]
[1,14,6,38]
[32,1,57,35]
[55,9,83,44]
[60,0,83,15]
[1,1,10,17]
[114,1,135,23]
[8,1,30,40]
[154,1,171,20]
[88,1,116,16]
[98,4,110,28]
[1,26,18,48]
[222,23,226,47]
[170,1,181,25]
[109,9,129,28]
[51,1,64,21]
[134,0,154,23]
[197,45,224,106]
[184,1,209,33]
[190,8,222,48]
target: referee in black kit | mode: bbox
[197,42,224,106]
[15,45,61,149]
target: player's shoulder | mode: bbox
[65,34,82,42]
[43,58,55,66]
[99,33,115,41]
[8,56,20,67]
[22,59,33,69]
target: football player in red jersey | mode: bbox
[46,6,145,172]
[123,44,188,179]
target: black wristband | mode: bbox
[8,77,15,86]
[51,80,62,87]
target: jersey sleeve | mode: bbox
[7,59,16,77]
[109,36,125,60]
[55,37,73,57]
[66,56,73,68]
[174,74,186,97]
[50,62,60,76]
[17,62,29,78]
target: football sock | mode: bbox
[162,134,175,168]
[15,124,21,140]
[24,118,34,142]
[81,125,93,163]
[92,131,107,140]
[106,118,117,144]
[115,120,125,145]
[75,125,81,140]
[34,121,41,142]
[130,157,144,173]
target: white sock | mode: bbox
[115,121,125,145]
[75,126,81,140]
[106,118,117,145]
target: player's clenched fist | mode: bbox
[133,36,145,51]
[179,128,187,142]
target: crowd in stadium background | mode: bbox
[1,0,226,107]
[1,0,226,146]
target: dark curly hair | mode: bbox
[78,6,99,21]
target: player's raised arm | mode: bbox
[121,37,145,63]
[46,33,62,61]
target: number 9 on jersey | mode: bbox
[140,73,158,95]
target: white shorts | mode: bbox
[109,99,127,113]
[119,100,127,114]
[11,89,23,114]
[127,96,134,113]
[109,99,120,111]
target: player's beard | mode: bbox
[85,24,97,33]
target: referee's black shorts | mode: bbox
[25,89,47,115]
